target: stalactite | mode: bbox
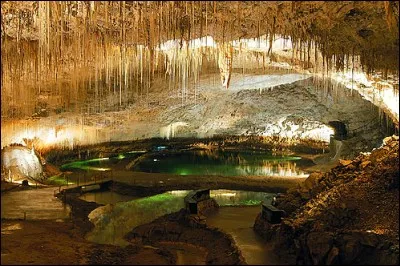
[0,1,398,150]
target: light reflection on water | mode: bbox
[210,190,273,206]
[79,191,141,205]
[61,149,311,177]
[85,189,272,246]
[133,150,310,177]
[86,191,189,246]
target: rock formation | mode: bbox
[255,135,399,265]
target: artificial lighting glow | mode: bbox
[160,122,188,139]
[158,36,217,51]
[261,119,334,143]
[127,150,147,154]
[2,146,43,182]
[365,229,387,235]
[60,157,111,172]
[92,167,111,172]
[158,35,293,55]
[211,192,237,197]
[232,34,293,53]
[330,71,399,122]
[167,190,191,195]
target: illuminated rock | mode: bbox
[1,145,43,182]
[160,122,188,140]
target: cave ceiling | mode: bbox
[0,1,399,149]
[1,1,399,72]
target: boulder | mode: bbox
[307,231,334,265]
[341,235,362,265]
[1,145,43,182]
[359,232,379,247]
[303,172,323,190]
[253,213,279,240]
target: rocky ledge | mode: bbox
[125,205,245,265]
[254,135,399,265]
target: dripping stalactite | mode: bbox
[1,2,399,266]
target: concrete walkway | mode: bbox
[1,187,70,220]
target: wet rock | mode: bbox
[197,198,219,216]
[253,213,279,240]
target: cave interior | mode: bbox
[1,1,399,265]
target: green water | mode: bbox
[80,189,272,207]
[61,149,311,177]
[60,151,144,172]
[210,190,273,206]
[85,189,272,246]
[133,150,310,177]
[86,190,189,246]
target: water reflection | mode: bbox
[60,151,144,172]
[61,149,310,177]
[211,190,273,206]
[79,191,141,205]
[85,189,272,246]
[86,191,189,246]
[133,150,310,177]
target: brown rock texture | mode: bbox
[125,208,246,265]
[266,135,399,265]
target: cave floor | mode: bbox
[0,219,175,265]
[1,169,304,265]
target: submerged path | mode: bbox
[207,206,289,265]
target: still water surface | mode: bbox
[84,189,273,246]
[62,149,311,177]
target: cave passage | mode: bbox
[1,2,399,265]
